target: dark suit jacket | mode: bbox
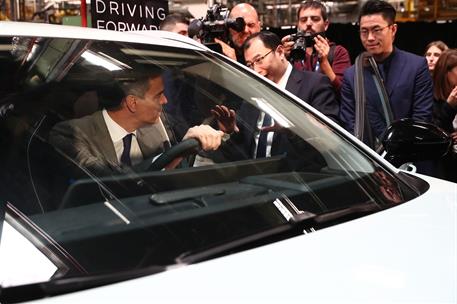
[433,99,457,134]
[340,48,433,138]
[286,69,339,124]
[49,111,167,176]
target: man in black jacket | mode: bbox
[244,31,339,125]
[216,31,338,162]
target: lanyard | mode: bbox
[314,59,320,72]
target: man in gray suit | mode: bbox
[50,71,225,176]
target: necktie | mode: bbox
[120,133,133,166]
[256,113,272,158]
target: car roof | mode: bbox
[0,21,207,51]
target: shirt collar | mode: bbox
[102,109,136,142]
[277,63,293,89]
[378,47,396,64]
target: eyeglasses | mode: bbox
[246,50,273,69]
[359,24,392,38]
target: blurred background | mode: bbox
[0,0,456,58]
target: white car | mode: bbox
[0,22,456,303]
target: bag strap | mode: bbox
[367,56,394,126]
[327,44,336,67]
[353,52,393,151]
[353,52,366,141]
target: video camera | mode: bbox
[188,4,245,53]
[289,31,326,61]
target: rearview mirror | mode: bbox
[381,119,452,167]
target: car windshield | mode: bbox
[0,35,421,292]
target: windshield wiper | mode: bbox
[176,212,316,265]
[177,201,383,265]
[0,265,166,303]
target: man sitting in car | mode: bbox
[49,69,226,176]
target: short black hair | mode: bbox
[160,13,189,31]
[243,31,281,52]
[358,0,396,24]
[101,69,163,110]
[297,0,328,22]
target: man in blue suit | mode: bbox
[340,0,433,146]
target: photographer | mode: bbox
[282,0,350,94]
[160,13,189,36]
[215,3,262,64]
[188,3,258,64]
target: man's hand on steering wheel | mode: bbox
[183,124,225,151]
[148,125,224,171]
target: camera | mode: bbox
[188,4,245,53]
[289,31,326,61]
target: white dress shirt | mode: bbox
[277,63,293,89]
[102,109,143,165]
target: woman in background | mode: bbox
[425,41,448,75]
[432,48,457,182]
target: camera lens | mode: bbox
[304,33,315,48]
[290,34,306,60]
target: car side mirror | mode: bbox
[381,119,452,167]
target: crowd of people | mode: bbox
[62,0,451,182]
[157,0,456,181]
[49,0,456,183]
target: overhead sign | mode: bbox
[91,0,168,31]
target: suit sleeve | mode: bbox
[412,58,433,122]
[49,122,117,177]
[309,74,340,124]
[339,68,356,134]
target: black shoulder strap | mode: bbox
[353,52,393,151]
[328,45,336,66]
[367,56,394,126]
[354,52,366,142]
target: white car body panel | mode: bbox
[0,21,206,50]
[26,174,457,304]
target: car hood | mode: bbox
[27,174,457,303]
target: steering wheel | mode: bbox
[147,138,201,171]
